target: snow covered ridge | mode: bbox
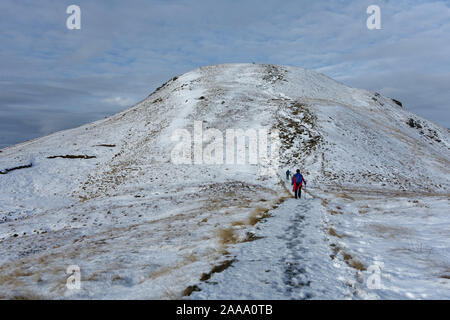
[0,63,449,299]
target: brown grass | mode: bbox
[199,259,235,282]
[217,228,238,245]
[329,243,340,259]
[342,252,352,261]
[247,207,270,226]
[8,293,44,300]
[336,192,354,200]
[349,260,366,271]
[210,260,234,274]
[341,251,366,271]
[328,227,341,238]
[47,155,96,159]
[200,273,211,281]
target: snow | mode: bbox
[191,183,450,299]
[190,193,354,300]
[0,63,449,299]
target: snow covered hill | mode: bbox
[0,64,449,299]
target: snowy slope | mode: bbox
[0,64,449,299]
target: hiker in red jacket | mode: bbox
[291,169,306,199]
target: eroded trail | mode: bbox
[190,185,450,300]
[190,192,354,299]
[281,200,314,298]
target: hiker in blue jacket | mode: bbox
[291,169,306,199]
[286,169,290,180]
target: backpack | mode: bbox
[294,173,303,184]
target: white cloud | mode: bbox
[1,0,449,148]
[102,96,136,107]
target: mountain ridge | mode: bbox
[0,63,449,299]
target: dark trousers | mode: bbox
[294,185,302,199]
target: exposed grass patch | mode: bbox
[94,144,116,148]
[329,244,340,260]
[342,251,366,271]
[336,193,355,200]
[328,227,341,238]
[199,259,236,282]
[329,244,366,271]
[349,260,366,271]
[0,163,32,175]
[200,273,211,281]
[9,293,44,300]
[247,207,271,226]
[182,285,201,297]
[211,260,234,274]
[47,155,96,159]
[277,103,321,157]
[392,98,403,107]
[217,228,238,245]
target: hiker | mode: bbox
[291,169,306,199]
[286,169,290,180]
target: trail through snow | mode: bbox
[191,182,450,300]
[191,186,354,300]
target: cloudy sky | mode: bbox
[1,0,449,149]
